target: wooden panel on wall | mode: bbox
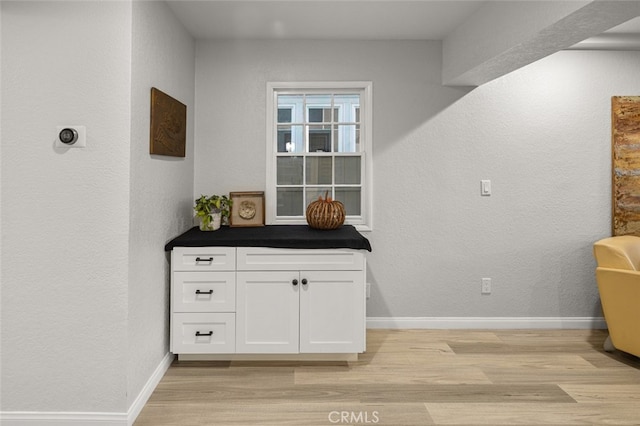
[150,87,186,157]
[612,96,640,236]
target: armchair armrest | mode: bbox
[595,267,640,356]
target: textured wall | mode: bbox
[194,40,640,319]
[1,1,132,412]
[369,50,626,319]
[193,40,467,199]
[128,1,195,409]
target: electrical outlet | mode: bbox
[481,278,491,295]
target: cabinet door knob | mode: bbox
[195,257,213,263]
[195,289,214,295]
[301,278,308,285]
[195,331,213,337]
[292,279,298,286]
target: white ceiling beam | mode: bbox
[568,33,640,51]
[442,1,640,87]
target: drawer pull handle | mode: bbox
[292,279,298,286]
[195,331,213,337]
[301,278,308,285]
[195,257,214,263]
[195,289,214,295]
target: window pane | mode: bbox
[308,107,336,123]
[335,124,359,152]
[335,187,361,216]
[325,108,337,122]
[308,125,331,152]
[306,157,332,185]
[277,188,303,216]
[334,94,360,122]
[277,157,303,185]
[278,95,303,122]
[306,95,332,121]
[306,187,332,208]
[278,125,303,153]
[277,108,292,123]
[335,157,361,184]
[308,108,324,123]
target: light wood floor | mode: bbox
[135,329,640,425]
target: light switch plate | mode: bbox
[481,180,491,196]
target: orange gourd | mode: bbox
[306,192,346,230]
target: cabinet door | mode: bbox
[299,270,365,353]
[236,271,299,353]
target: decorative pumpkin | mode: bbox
[306,191,346,230]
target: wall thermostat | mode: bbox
[55,125,86,148]
[59,128,78,145]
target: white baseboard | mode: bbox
[0,352,175,426]
[127,351,175,425]
[0,412,127,426]
[366,316,608,329]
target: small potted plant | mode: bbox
[194,194,232,231]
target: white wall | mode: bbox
[370,50,632,319]
[1,1,132,412]
[194,40,468,198]
[1,0,196,418]
[128,0,194,410]
[194,39,640,320]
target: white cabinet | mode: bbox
[172,313,236,354]
[172,246,236,271]
[170,247,236,354]
[170,246,366,360]
[172,271,235,313]
[299,270,364,353]
[236,271,300,353]
[236,270,365,354]
[235,247,365,355]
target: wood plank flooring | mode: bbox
[134,329,640,425]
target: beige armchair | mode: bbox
[593,236,640,356]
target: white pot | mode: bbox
[199,212,222,231]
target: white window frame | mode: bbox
[266,81,373,231]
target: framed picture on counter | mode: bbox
[229,191,265,227]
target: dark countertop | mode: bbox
[164,225,372,252]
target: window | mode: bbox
[266,82,372,230]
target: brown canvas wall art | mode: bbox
[150,87,186,157]
[612,96,640,236]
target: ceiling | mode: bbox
[166,1,483,40]
[166,0,640,49]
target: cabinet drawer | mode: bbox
[172,313,235,354]
[237,247,364,271]
[173,271,235,313]
[172,247,235,271]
